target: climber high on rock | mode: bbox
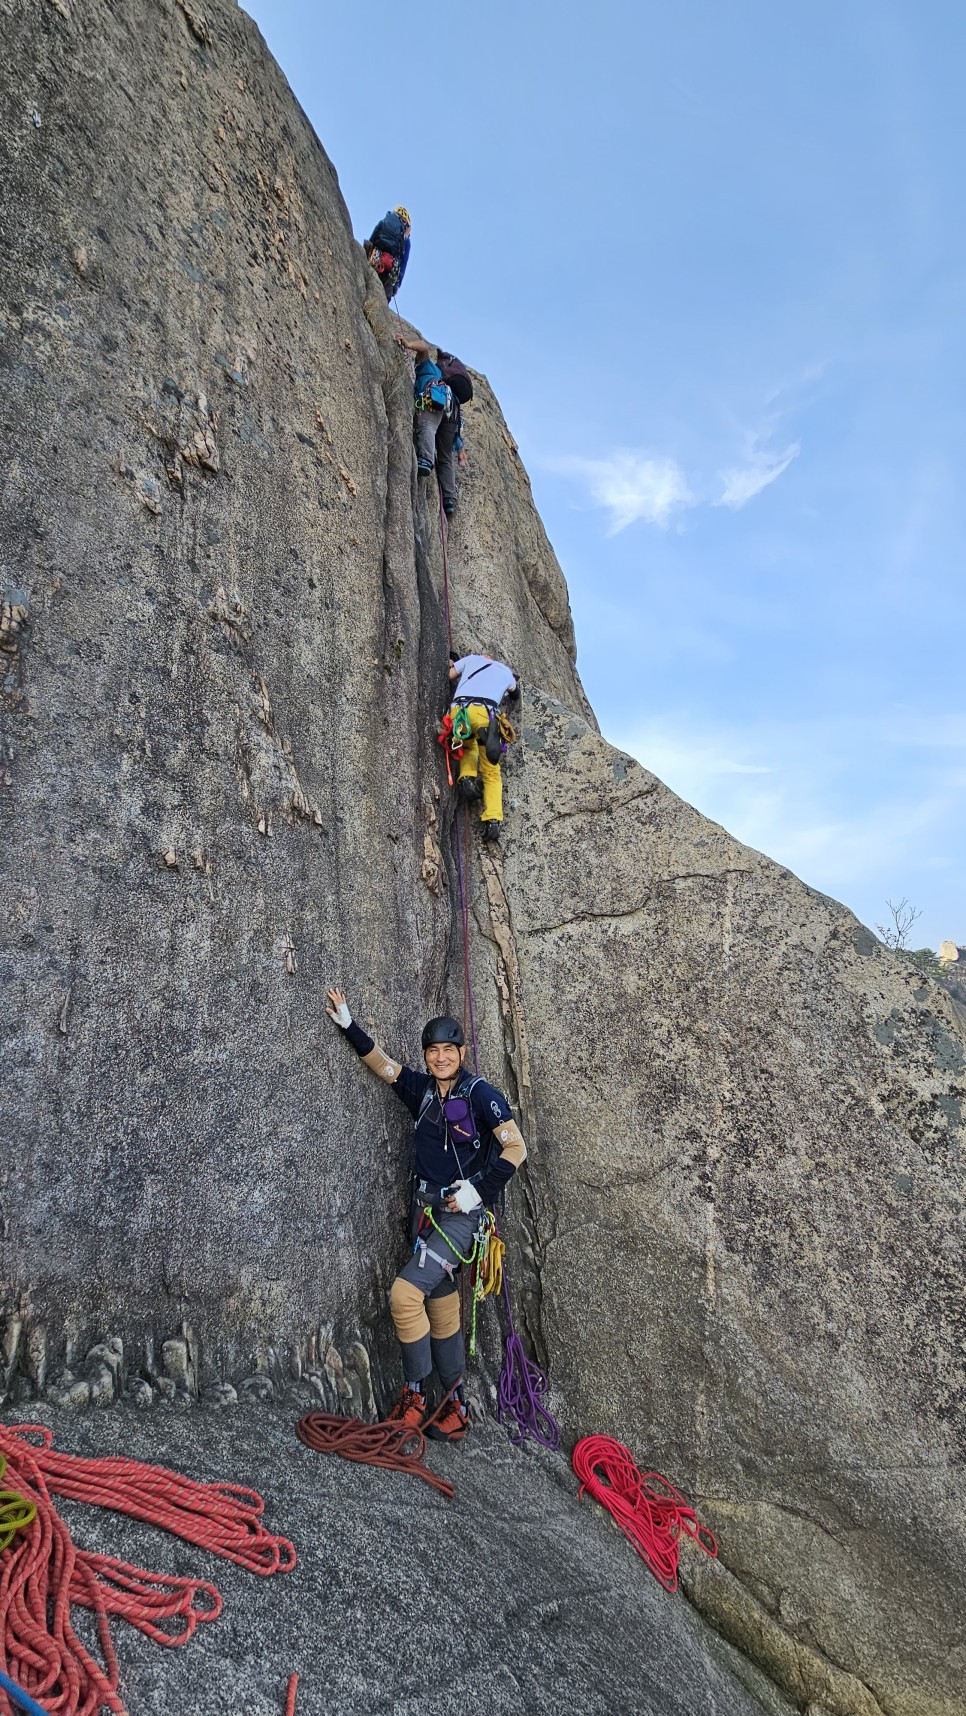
[396,335,473,519]
[325,988,527,1441]
[448,650,519,842]
[364,205,411,301]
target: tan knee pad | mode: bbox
[426,1290,461,1340]
[389,1275,430,1346]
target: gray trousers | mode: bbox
[414,409,459,511]
[394,1204,476,1389]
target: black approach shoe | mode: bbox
[481,820,501,843]
[458,776,483,804]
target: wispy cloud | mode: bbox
[550,452,694,533]
[716,439,800,509]
[549,425,801,534]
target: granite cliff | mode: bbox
[1,2,963,1712]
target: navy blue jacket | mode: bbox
[344,1021,515,1203]
[367,211,410,289]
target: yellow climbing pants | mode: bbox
[453,702,502,822]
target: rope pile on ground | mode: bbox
[497,1270,561,1451]
[0,1423,296,1715]
[295,1405,455,1499]
[572,1434,717,1592]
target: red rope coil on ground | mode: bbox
[572,1435,717,1593]
[0,1423,296,1715]
[295,1408,455,1499]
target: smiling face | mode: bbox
[424,1041,463,1081]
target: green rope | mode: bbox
[420,1206,478,1268]
[0,1457,37,1552]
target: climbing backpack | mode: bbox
[436,351,473,405]
[369,211,406,258]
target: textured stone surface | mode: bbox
[2,1401,793,1716]
[469,693,966,1716]
[1,3,964,1713]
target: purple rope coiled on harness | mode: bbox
[497,1267,561,1451]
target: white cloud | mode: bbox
[716,440,800,510]
[553,452,694,533]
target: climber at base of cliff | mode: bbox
[447,650,519,842]
[325,987,527,1441]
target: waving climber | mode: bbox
[364,206,411,301]
[325,988,527,1441]
[448,651,519,842]
[396,334,473,520]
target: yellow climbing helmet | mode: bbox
[394,205,412,228]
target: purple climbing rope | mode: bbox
[433,477,557,1446]
[452,802,480,1073]
[438,489,453,652]
[498,1263,561,1450]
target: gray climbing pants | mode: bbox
[388,1203,476,1388]
[414,408,459,511]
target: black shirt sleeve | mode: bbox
[344,1019,375,1057]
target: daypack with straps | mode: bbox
[369,211,407,258]
[436,350,473,404]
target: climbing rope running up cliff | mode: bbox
[438,489,453,651]
[429,474,561,1450]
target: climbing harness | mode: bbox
[415,378,450,412]
[0,1422,295,1716]
[572,1435,717,1592]
[296,1395,458,1499]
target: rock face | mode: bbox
[1,4,963,1714]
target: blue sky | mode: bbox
[244,0,964,949]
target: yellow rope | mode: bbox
[477,1216,505,1299]
[0,1455,37,1551]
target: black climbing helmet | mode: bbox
[421,1016,465,1052]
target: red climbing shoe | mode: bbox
[425,1396,470,1442]
[384,1386,426,1430]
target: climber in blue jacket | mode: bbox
[397,334,464,517]
[364,206,411,301]
[325,986,527,1441]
